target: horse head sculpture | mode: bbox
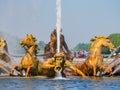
[90,36,115,52]
[20,34,37,49]
[76,35,115,76]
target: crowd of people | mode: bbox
[73,50,89,58]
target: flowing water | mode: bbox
[56,0,61,53]
[54,69,66,80]
[0,47,20,75]
[0,60,20,75]
[113,64,120,74]
[106,46,120,61]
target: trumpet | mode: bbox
[54,65,62,73]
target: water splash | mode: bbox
[0,65,10,75]
[106,46,120,61]
[103,59,120,74]
[56,0,61,53]
[55,70,62,77]
[54,70,66,80]
[112,64,120,74]
[102,46,120,74]
[0,47,19,65]
[0,60,20,76]
[0,47,20,75]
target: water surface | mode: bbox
[0,76,120,90]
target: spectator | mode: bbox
[74,51,77,58]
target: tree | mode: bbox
[73,43,90,51]
[109,33,120,53]
[38,41,46,51]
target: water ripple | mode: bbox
[0,77,120,90]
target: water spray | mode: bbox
[56,0,61,53]
[108,46,120,58]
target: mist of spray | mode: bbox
[56,0,61,53]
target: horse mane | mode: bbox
[20,34,37,48]
[90,36,109,42]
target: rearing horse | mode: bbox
[12,34,40,77]
[75,36,115,76]
[19,44,39,76]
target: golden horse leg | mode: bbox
[26,66,31,77]
[93,66,96,76]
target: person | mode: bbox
[42,52,86,78]
[78,50,84,58]
[74,51,77,58]
[83,50,89,58]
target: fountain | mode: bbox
[55,0,63,78]
[43,0,73,61]
[0,36,20,76]
[56,0,61,53]
[1,1,120,90]
[0,60,20,76]
[54,66,64,79]
[8,34,80,78]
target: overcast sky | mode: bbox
[0,0,120,49]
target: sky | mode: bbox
[0,0,120,49]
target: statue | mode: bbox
[0,36,11,63]
[11,35,85,78]
[42,52,86,78]
[75,36,115,76]
[44,29,73,61]
[11,34,41,77]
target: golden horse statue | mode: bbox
[44,29,74,61]
[0,36,11,63]
[75,36,115,76]
[11,34,41,77]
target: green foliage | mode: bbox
[73,33,120,53]
[109,33,120,48]
[101,33,120,54]
[38,41,46,51]
[109,33,120,53]
[73,43,90,51]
